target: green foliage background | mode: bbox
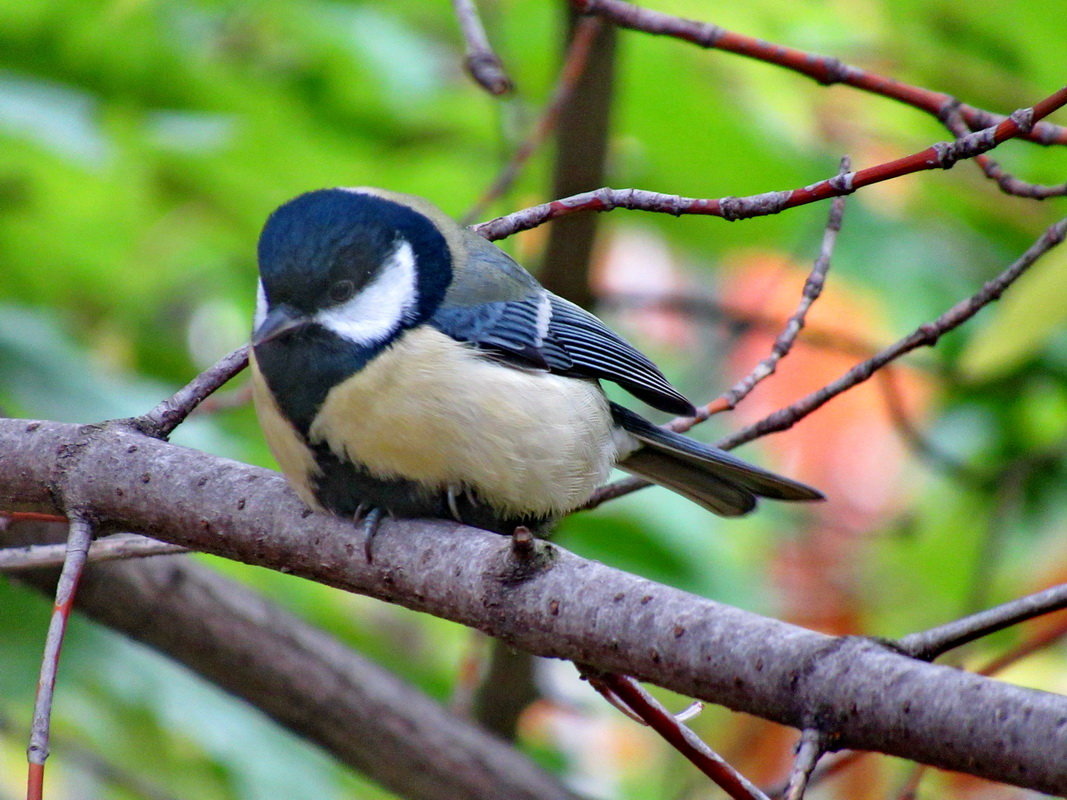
[1,1,1066,797]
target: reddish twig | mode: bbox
[134,345,249,439]
[463,16,603,223]
[1,512,68,529]
[0,533,187,572]
[587,672,769,800]
[570,0,1067,146]
[473,86,1067,240]
[27,514,95,800]
[452,0,512,95]
[897,583,1067,661]
[941,110,1067,199]
[587,215,1067,509]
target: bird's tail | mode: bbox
[612,404,824,517]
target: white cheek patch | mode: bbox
[253,279,267,333]
[315,240,419,346]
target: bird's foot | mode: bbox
[357,506,386,563]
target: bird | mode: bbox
[249,187,823,544]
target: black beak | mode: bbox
[252,303,307,346]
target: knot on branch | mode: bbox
[935,97,963,125]
[816,56,850,86]
[827,172,855,195]
[931,140,962,170]
[696,23,726,48]
[491,535,556,588]
[719,191,790,221]
[789,635,901,732]
[1009,107,1036,135]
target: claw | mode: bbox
[446,486,463,522]
[362,507,385,563]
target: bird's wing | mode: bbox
[430,232,696,416]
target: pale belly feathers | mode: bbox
[253,327,630,519]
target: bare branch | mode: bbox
[9,539,579,800]
[472,86,1067,240]
[587,672,769,800]
[452,0,513,95]
[588,214,1067,508]
[716,215,1067,451]
[0,533,186,572]
[781,730,825,800]
[134,345,249,439]
[977,614,1067,677]
[570,0,1067,146]
[4,419,1067,792]
[897,583,1067,661]
[27,514,94,800]
[683,156,850,429]
[941,107,1067,199]
[463,16,603,223]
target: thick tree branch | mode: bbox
[2,419,1067,793]
[9,525,579,800]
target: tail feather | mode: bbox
[612,404,824,517]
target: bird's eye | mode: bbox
[329,280,356,304]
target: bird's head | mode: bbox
[252,188,454,349]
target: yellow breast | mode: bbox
[250,353,324,510]
[308,327,619,517]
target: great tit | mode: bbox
[250,187,822,538]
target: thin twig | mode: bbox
[27,514,95,800]
[897,583,1067,661]
[783,729,825,800]
[942,109,1067,199]
[192,383,253,415]
[473,86,1067,240]
[0,511,68,530]
[134,345,249,439]
[586,215,1067,509]
[0,533,187,572]
[715,216,1067,451]
[463,17,603,223]
[587,672,769,800]
[892,764,927,800]
[1,710,181,800]
[877,367,982,485]
[977,614,1067,677]
[570,0,1067,146]
[675,156,850,432]
[452,0,512,95]
[602,292,884,361]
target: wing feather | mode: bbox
[430,234,694,415]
